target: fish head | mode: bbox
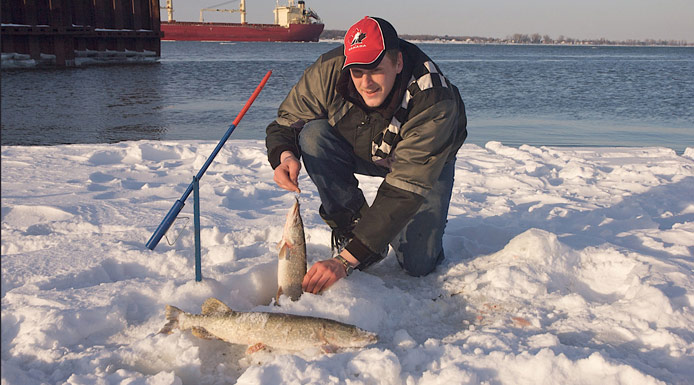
[281,197,304,243]
[286,198,301,224]
[322,324,378,348]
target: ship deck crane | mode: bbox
[200,0,246,23]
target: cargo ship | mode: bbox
[160,0,324,42]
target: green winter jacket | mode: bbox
[266,40,467,263]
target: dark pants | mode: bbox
[298,119,455,277]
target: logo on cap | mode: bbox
[351,30,367,45]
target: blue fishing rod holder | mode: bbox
[144,124,237,282]
[193,176,202,282]
[144,70,272,282]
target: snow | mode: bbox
[2,140,693,384]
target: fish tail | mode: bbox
[159,305,183,334]
[275,286,283,305]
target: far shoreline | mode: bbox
[320,30,693,47]
[318,38,694,48]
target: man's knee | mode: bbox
[398,249,444,277]
[298,119,333,157]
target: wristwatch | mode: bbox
[334,255,354,276]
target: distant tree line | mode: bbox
[320,30,691,46]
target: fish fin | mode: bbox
[512,316,532,328]
[245,342,266,355]
[201,297,235,316]
[191,326,218,340]
[278,242,290,260]
[320,345,339,354]
[158,305,183,334]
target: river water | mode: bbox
[2,41,692,153]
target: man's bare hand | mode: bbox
[274,151,301,193]
[302,258,347,294]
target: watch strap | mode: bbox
[334,255,354,276]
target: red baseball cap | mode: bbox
[343,16,400,70]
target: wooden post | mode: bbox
[149,0,161,55]
[24,0,42,60]
[132,0,143,52]
[113,0,125,51]
[95,0,107,51]
[49,0,65,65]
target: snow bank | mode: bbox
[2,140,693,384]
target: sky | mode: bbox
[162,0,694,42]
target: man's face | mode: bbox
[349,51,403,108]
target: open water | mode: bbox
[2,41,693,153]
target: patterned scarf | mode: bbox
[371,61,450,167]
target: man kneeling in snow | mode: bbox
[265,16,467,293]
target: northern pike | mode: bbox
[159,297,378,353]
[276,196,306,301]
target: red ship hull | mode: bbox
[161,21,324,42]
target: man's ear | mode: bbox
[396,51,404,74]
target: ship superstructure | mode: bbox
[161,0,324,42]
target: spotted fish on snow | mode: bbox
[159,297,378,353]
[276,196,306,302]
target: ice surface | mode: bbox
[2,140,693,384]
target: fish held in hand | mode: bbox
[159,298,378,353]
[277,196,306,301]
